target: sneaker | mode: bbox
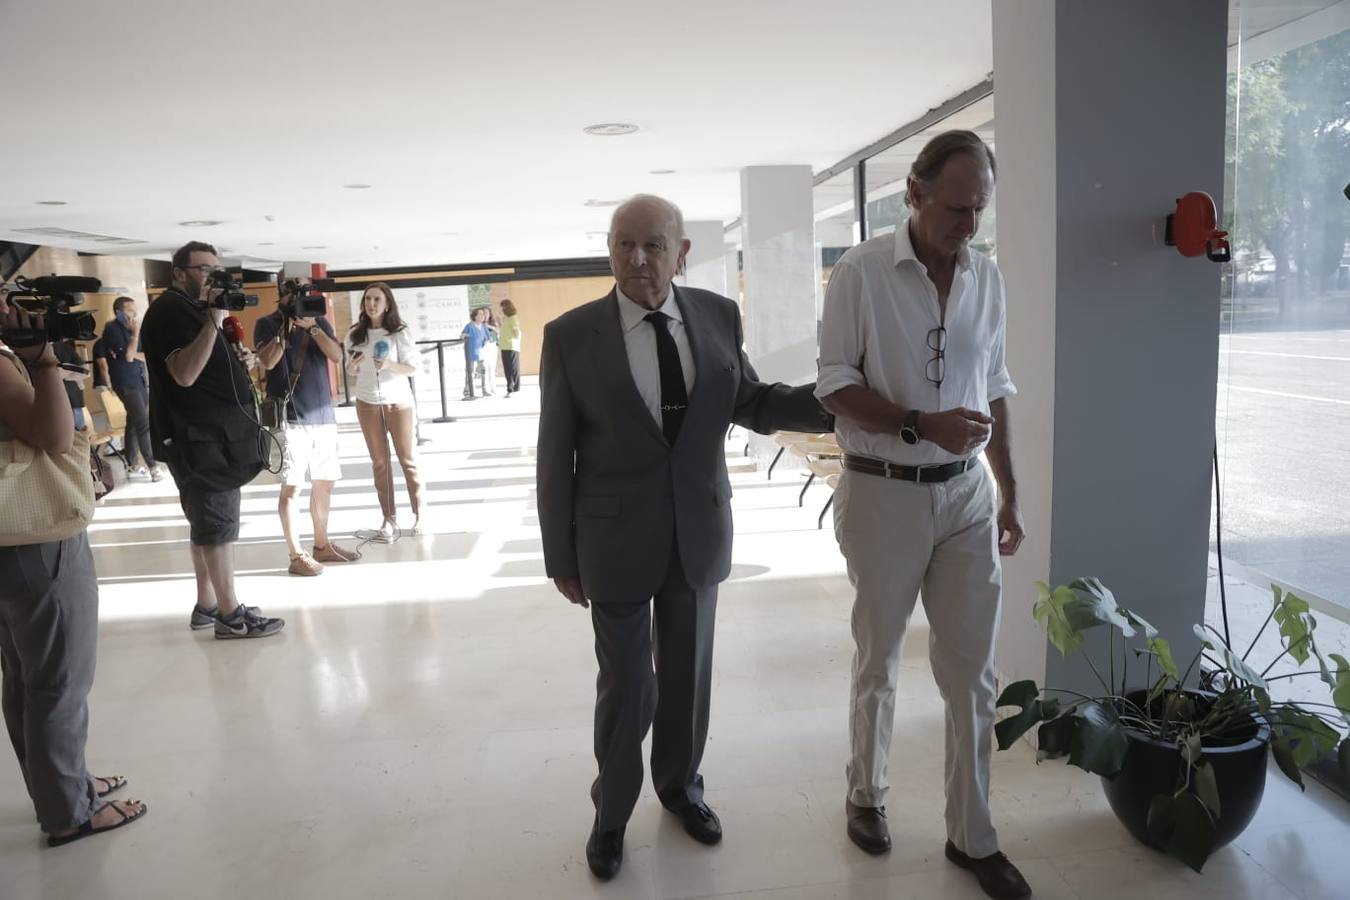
[189,605,218,631]
[128,466,150,481]
[214,606,285,640]
[288,554,323,577]
[373,520,397,543]
[312,543,361,563]
[150,467,165,483]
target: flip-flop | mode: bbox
[95,775,126,798]
[47,800,148,848]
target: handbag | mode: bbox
[0,352,95,546]
[90,443,114,501]
[259,327,311,431]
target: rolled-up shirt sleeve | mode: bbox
[815,260,868,400]
[986,272,1018,401]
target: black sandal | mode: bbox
[95,775,126,798]
[47,800,148,847]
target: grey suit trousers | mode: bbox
[0,532,100,833]
[590,540,717,832]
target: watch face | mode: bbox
[901,426,919,445]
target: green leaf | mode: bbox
[1146,672,1171,707]
[1037,713,1076,761]
[1339,739,1350,786]
[1149,637,1180,681]
[1192,623,1215,650]
[1273,706,1340,767]
[1166,793,1217,873]
[994,680,1043,750]
[1033,583,1089,656]
[1327,653,1350,720]
[1272,735,1306,791]
[1146,793,1176,847]
[1182,732,1203,767]
[1124,608,1159,640]
[1163,691,1197,725]
[1067,578,1137,637]
[1193,761,1222,819]
[1273,590,1313,665]
[1068,701,1130,777]
[1194,622,1269,689]
[1254,687,1272,714]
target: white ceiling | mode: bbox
[0,0,993,269]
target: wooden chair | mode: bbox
[88,390,129,469]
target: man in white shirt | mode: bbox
[816,131,1030,900]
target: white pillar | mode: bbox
[992,0,1228,695]
[739,165,817,385]
[680,219,729,296]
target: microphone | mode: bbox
[29,275,103,296]
[373,339,390,362]
[222,315,250,365]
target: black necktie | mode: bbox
[645,311,687,444]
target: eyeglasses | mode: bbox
[926,326,947,387]
[175,264,218,274]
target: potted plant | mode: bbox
[995,578,1350,872]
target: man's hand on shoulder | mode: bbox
[553,576,589,609]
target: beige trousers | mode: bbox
[833,464,1003,858]
[355,401,423,522]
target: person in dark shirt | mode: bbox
[139,241,283,640]
[98,297,162,481]
[254,279,360,576]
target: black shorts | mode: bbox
[176,480,241,546]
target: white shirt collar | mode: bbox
[616,284,681,334]
[893,218,971,272]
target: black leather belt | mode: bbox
[843,454,975,484]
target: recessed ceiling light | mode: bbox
[585,199,620,208]
[257,242,275,246]
[302,245,328,250]
[343,183,372,189]
[440,231,460,236]
[650,169,676,175]
[179,220,221,227]
[583,123,639,136]
[36,200,67,206]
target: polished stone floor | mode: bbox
[2,381,1347,899]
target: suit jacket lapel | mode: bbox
[594,288,668,446]
[674,286,716,410]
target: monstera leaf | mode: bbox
[1067,701,1129,777]
[1192,623,1268,689]
[1273,587,1314,665]
[995,680,1044,750]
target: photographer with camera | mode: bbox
[0,288,148,846]
[254,277,359,576]
[139,241,284,640]
[97,297,163,481]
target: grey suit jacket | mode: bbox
[536,285,831,604]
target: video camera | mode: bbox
[0,275,100,348]
[278,277,334,319]
[207,269,260,311]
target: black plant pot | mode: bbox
[1099,691,1271,852]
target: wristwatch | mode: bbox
[900,409,923,445]
[308,326,320,336]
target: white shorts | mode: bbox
[279,423,342,487]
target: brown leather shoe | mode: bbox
[312,543,361,563]
[945,841,1032,899]
[845,800,891,854]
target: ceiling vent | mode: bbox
[13,226,147,247]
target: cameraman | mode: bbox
[254,278,359,576]
[139,241,284,640]
[0,291,148,845]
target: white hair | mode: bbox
[607,194,686,246]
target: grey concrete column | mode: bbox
[681,219,730,297]
[992,0,1228,695]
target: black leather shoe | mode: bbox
[845,800,891,854]
[673,802,722,845]
[585,822,624,880]
[945,841,1032,899]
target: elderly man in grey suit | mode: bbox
[538,194,831,880]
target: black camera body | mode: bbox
[278,278,331,319]
[1,275,100,347]
[207,269,260,311]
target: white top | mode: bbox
[346,325,417,407]
[815,220,1017,466]
[617,286,697,426]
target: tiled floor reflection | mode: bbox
[1,380,1347,899]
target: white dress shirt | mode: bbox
[815,220,1017,466]
[617,286,698,426]
[345,326,417,407]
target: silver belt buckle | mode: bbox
[913,464,926,484]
